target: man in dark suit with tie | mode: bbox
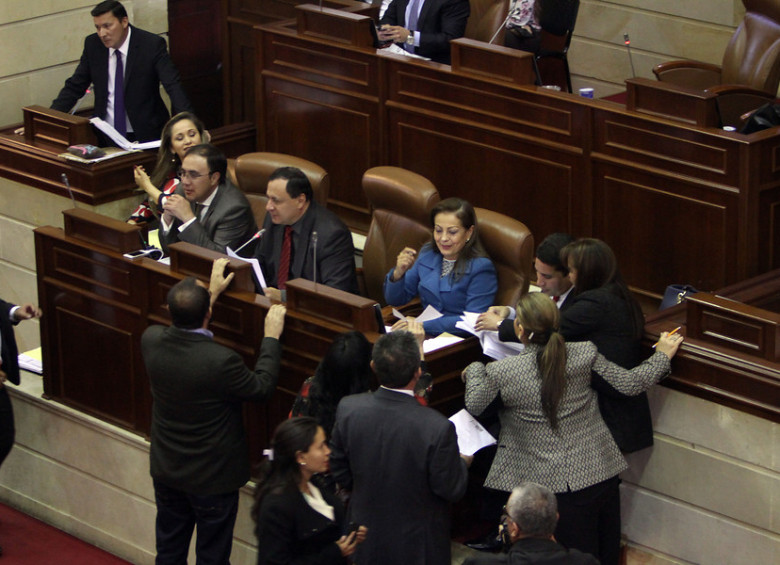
[378,0,470,64]
[0,299,42,556]
[142,259,286,564]
[160,143,257,255]
[254,167,358,301]
[330,326,470,565]
[51,1,192,143]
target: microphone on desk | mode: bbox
[61,173,77,208]
[311,231,319,286]
[234,228,266,255]
[489,12,514,45]
[624,33,636,78]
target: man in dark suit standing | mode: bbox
[378,0,470,64]
[0,299,41,556]
[463,482,599,565]
[142,259,286,564]
[51,1,193,143]
[160,143,257,255]
[255,167,358,300]
[329,326,470,565]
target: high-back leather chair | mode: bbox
[653,0,780,126]
[233,152,330,228]
[361,167,440,304]
[533,0,580,92]
[475,207,534,307]
[465,0,510,44]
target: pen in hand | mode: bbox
[653,326,681,349]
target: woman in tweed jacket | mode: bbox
[463,293,682,565]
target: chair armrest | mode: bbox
[653,60,722,90]
[707,84,776,128]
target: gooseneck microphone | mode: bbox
[311,231,319,286]
[61,173,77,208]
[624,33,636,78]
[234,228,266,255]
[489,12,514,45]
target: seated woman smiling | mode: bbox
[384,197,497,336]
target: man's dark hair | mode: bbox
[506,482,558,538]
[371,331,420,388]
[167,277,210,329]
[268,167,313,202]
[184,144,227,185]
[536,232,575,275]
[91,0,128,19]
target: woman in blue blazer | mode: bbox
[384,197,497,336]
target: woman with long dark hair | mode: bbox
[290,331,373,437]
[559,238,652,453]
[463,292,682,565]
[127,112,206,224]
[384,197,497,336]
[253,417,366,564]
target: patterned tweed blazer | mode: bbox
[464,341,670,493]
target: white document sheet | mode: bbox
[448,408,497,456]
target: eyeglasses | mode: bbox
[177,168,212,180]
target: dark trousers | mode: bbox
[555,475,621,565]
[0,387,15,468]
[153,480,239,565]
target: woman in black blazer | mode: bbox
[559,238,653,453]
[253,417,366,565]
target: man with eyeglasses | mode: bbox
[253,166,358,301]
[160,143,257,255]
[463,482,598,565]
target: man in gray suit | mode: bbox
[330,326,469,565]
[142,259,286,564]
[161,143,257,255]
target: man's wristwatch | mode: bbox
[406,32,415,46]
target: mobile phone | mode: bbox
[123,248,163,260]
[346,521,360,535]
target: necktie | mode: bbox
[114,51,127,137]
[194,203,204,221]
[553,296,560,303]
[405,0,422,53]
[277,225,293,289]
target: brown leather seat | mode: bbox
[464,0,510,44]
[653,0,780,126]
[475,207,533,307]
[233,152,330,228]
[361,167,440,304]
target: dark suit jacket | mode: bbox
[161,181,258,255]
[142,326,282,495]
[51,25,193,142]
[559,286,653,453]
[255,200,358,294]
[463,537,600,565]
[0,301,20,386]
[381,0,470,64]
[255,480,347,565]
[330,387,468,565]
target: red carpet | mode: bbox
[0,503,132,564]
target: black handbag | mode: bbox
[659,284,699,311]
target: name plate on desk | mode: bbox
[168,242,255,293]
[63,208,142,253]
[686,292,780,360]
[296,4,377,48]
[450,38,535,86]
[286,278,380,332]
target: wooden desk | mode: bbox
[34,211,482,466]
[254,18,780,305]
[644,269,780,422]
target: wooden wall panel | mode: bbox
[592,166,737,295]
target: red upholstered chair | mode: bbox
[360,167,440,304]
[475,207,534,307]
[653,0,780,126]
[233,152,329,228]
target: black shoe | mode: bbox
[465,531,502,552]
